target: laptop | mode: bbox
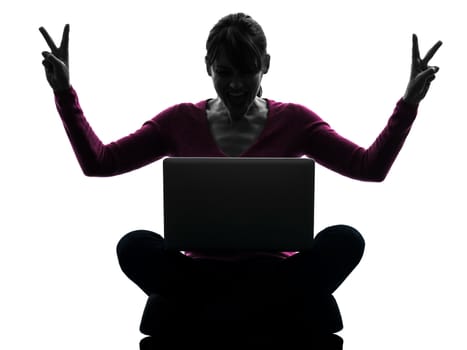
[163,157,315,251]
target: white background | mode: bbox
[1,0,464,349]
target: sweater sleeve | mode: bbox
[301,99,419,181]
[54,86,170,176]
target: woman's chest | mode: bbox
[204,99,269,157]
[209,120,266,156]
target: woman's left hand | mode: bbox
[403,34,442,106]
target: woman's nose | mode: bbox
[229,76,244,90]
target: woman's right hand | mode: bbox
[39,24,71,92]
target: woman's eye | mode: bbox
[214,68,258,77]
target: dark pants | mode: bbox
[116,225,365,302]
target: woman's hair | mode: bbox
[205,12,268,74]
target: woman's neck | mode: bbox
[208,97,267,123]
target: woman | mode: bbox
[39,13,441,312]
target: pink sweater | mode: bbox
[54,87,418,259]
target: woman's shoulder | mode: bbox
[266,98,321,119]
[150,100,208,122]
[160,100,207,113]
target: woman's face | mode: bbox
[207,49,268,119]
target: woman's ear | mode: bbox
[205,56,212,76]
[262,54,271,74]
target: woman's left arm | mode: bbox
[303,34,442,181]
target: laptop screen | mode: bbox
[163,157,315,251]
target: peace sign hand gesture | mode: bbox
[403,34,442,106]
[39,24,71,92]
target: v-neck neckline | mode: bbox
[203,98,271,157]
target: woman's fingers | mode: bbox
[41,51,64,74]
[39,26,58,52]
[411,34,442,80]
[42,51,55,63]
[39,25,71,92]
[419,66,439,82]
[41,51,70,91]
[421,40,443,66]
[39,24,70,60]
[412,34,420,63]
[59,24,70,55]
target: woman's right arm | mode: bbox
[40,24,169,176]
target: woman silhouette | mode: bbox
[39,13,441,318]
